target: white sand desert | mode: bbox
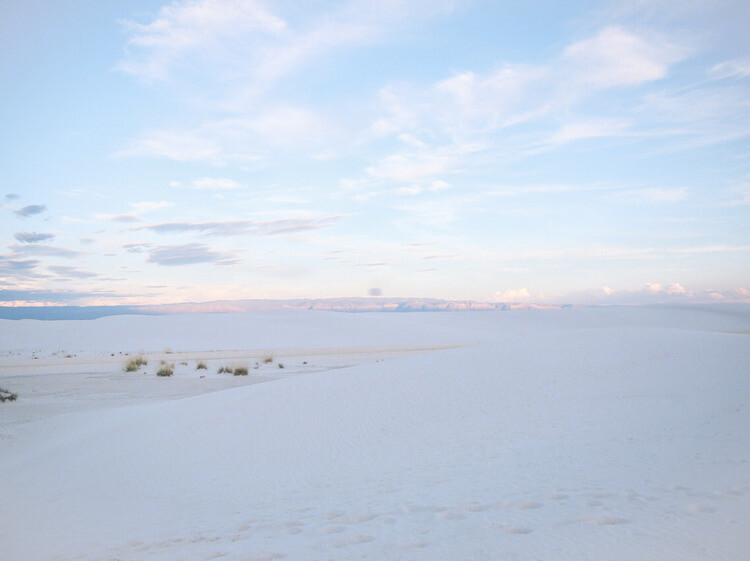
[1,305,749,560]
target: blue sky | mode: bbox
[1,0,749,306]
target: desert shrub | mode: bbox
[0,387,18,402]
[233,366,249,376]
[196,361,208,370]
[262,355,273,364]
[278,363,284,369]
[218,366,232,374]
[124,356,148,372]
[156,363,174,377]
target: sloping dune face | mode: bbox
[1,306,749,560]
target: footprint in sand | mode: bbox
[591,516,630,526]
[687,503,717,514]
[512,500,544,510]
[435,511,466,521]
[560,515,629,526]
[324,510,346,520]
[390,541,430,549]
[339,513,378,524]
[483,522,533,534]
[462,504,490,512]
[331,535,375,547]
[239,552,285,561]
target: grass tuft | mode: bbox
[124,356,148,372]
[233,366,249,376]
[196,361,208,370]
[262,355,273,364]
[156,363,174,377]
[0,387,18,402]
[218,365,232,374]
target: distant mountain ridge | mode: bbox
[0,298,563,320]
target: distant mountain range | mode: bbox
[0,298,564,320]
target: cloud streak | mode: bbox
[6,243,83,259]
[146,243,239,266]
[14,232,55,243]
[132,215,344,237]
[14,204,47,217]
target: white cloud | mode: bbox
[557,284,750,305]
[366,151,455,183]
[96,201,174,223]
[118,104,336,163]
[493,287,531,302]
[723,181,750,206]
[614,187,689,203]
[709,58,750,79]
[119,0,458,94]
[562,26,685,87]
[176,177,244,190]
[545,119,631,145]
[131,201,174,214]
[115,128,224,163]
[119,0,287,81]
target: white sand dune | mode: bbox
[1,306,749,560]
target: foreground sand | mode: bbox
[1,306,749,560]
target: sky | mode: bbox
[1,0,749,306]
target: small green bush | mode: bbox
[156,363,174,377]
[196,361,208,370]
[124,356,148,372]
[233,367,249,376]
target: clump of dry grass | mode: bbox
[124,356,148,372]
[233,366,249,376]
[262,355,273,364]
[156,363,174,377]
[196,361,208,370]
[0,387,18,402]
[218,366,232,374]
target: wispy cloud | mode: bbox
[48,265,101,279]
[96,200,174,223]
[6,243,83,259]
[122,242,152,253]
[709,57,750,79]
[132,215,344,237]
[0,257,41,277]
[118,104,339,164]
[118,0,287,82]
[14,204,47,217]
[561,26,685,88]
[611,187,689,203]
[493,287,531,302]
[13,232,55,243]
[558,283,750,305]
[0,288,125,303]
[172,177,244,190]
[146,243,239,266]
